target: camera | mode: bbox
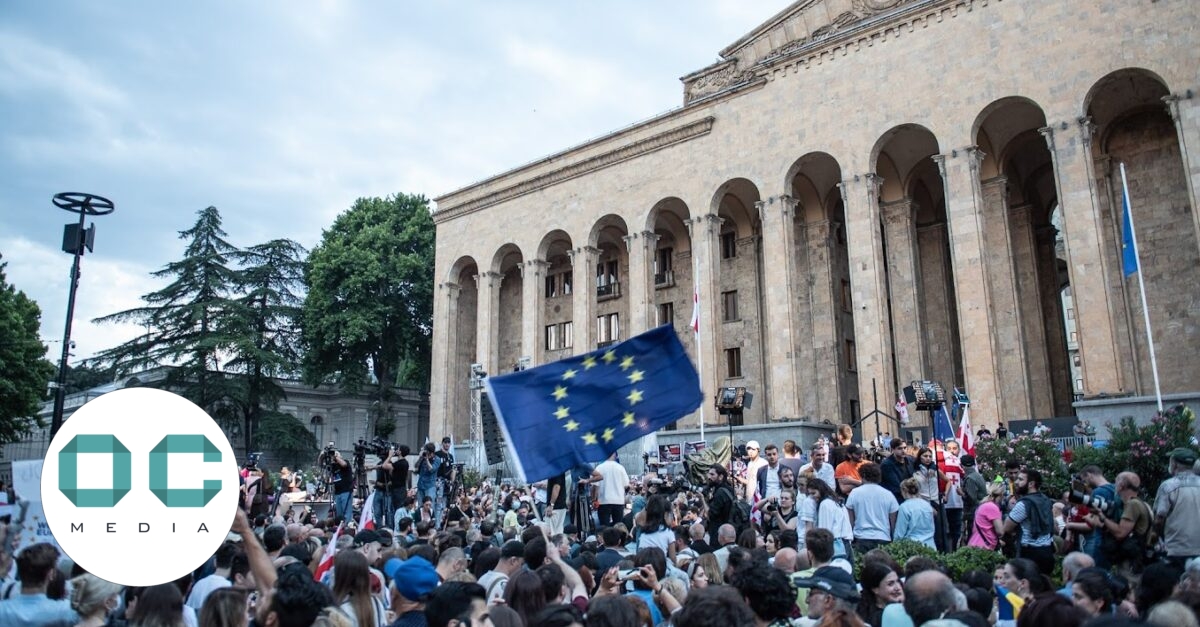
[319,443,340,470]
[765,497,778,513]
[1067,490,1116,517]
[244,451,263,471]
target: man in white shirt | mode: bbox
[595,452,629,527]
[800,445,836,491]
[844,462,899,553]
[186,541,237,610]
[741,440,768,504]
[756,444,783,501]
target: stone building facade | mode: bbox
[429,0,1200,441]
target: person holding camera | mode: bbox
[762,488,799,538]
[322,445,353,523]
[435,436,457,526]
[416,442,442,526]
[1076,465,1119,569]
[1089,471,1152,579]
[383,444,410,531]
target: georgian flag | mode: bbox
[689,288,700,333]
[314,522,343,582]
[958,405,976,456]
[358,490,376,531]
[895,394,910,425]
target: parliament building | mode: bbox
[429,0,1199,440]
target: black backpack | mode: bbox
[727,489,753,532]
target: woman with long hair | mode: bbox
[127,583,186,627]
[197,588,249,627]
[504,569,548,627]
[968,482,1007,550]
[70,573,123,627]
[1071,569,1114,618]
[894,477,936,548]
[806,478,853,561]
[913,447,950,551]
[856,561,903,627]
[331,550,385,627]
[695,553,723,586]
[736,527,760,551]
[635,495,675,560]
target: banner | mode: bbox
[14,459,42,501]
[684,440,707,456]
[658,443,682,463]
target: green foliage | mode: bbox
[975,432,1071,497]
[89,206,243,413]
[460,467,486,490]
[0,256,56,449]
[253,411,318,468]
[301,193,435,396]
[62,364,114,395]
[853,539,938,579]
[942,547,1006,580]
[1071,405,1195,498]
[375,416,398,438]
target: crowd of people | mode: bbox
[2,422,1199,627]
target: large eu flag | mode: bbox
[484,324,702,482]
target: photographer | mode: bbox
[1076,465,1120,569]
[1089,471,1153,578]
[761,488,799,538]
[320,444,353,523]
[417,442,442,526]
[703,465,735,541]
[435,437,456,526]
[384,444,411,531]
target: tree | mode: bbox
[302,193,435,433]
[89,206,242,415]
[0,255,56,447]
[253,411,318,469]
[224,238,307,452]
[62,364,114,395]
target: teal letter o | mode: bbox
[58,434,132,507]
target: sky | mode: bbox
[0,1,794,363]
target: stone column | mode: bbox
[804,219,842,423]
[624,231,655,335]
[523,259,549,365]
[430,281,460,437]
[1164,95,1200,257]
[1039,122,1125,395]
[979,176,1033,420]
[757,196,800,420]
[571,246,599,353]
[839,173,894,438]
[475,271,502,377]
[1010,204,1053,419]
[916,223,958,397]
[1034,226,1075,417]
[686,214,723,425]
[934,148,1004,425]
[880,198,926,393]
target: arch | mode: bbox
[871,124,941,204]
[1083,68,1171,128]
[589,214,630,249]
[446,255,479,284]
[786,152,843,223]
[644,196,692,234]
[710,178,761,238]
[490,243,524,275]
[972,97,1049,181]
[537,230,574,261]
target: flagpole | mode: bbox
[1120,162,1164,412]
[694,278,705,442]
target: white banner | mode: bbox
[10,500,60,552]
[13,459,43,502]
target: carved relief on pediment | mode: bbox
[683,61,756,104]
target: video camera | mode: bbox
[319,443,340,470]
[1067,474,1117,517]
[244,451,264,471]
[355,436,400,459]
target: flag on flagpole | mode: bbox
[958,405,975,455]
[689,287,700,333]
[895,395,910,425]
[932,404,956,443]
[1121,189,1139,277]
[314,522,343,581]
[485,325,702,483]
[358,490,376,531]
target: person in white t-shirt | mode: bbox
[595,452,629,527]
[844,462,899,553]
[186,541,237,610]
[740,440,768,504]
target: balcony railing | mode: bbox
[597,281,621,299]
[654,271,675,287]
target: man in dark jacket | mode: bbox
[1002,468,1056,575]
[879,439,914,503]
[705,465,735,543]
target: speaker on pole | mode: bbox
[480,392,505,466]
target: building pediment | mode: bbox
[682,0,922,103]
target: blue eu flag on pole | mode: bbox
[1121,193,1139,277]
[484,325,702,483]
[932,404,956,443]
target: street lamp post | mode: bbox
[49,192,115,436]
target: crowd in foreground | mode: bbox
[1,424,1199,627]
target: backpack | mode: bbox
[729,491,753,532]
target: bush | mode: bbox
[942,547,1006,580]
[974,432,1071,497]
[853,539,939,579]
